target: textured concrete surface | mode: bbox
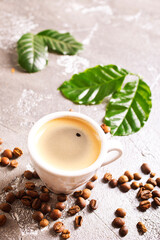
[0,0,160,239]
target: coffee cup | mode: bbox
[28,111,123,194]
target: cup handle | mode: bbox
[101,139,123,167]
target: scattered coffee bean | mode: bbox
[75,216,83,227]
[91,174,98,181]
[103,172,112,182]
[39,192,50,202]
[32,211,44,222]
[76,197,86,209]
[67,205,80,216]
[152,190,160,198]
[131,181,139,190]
[86,181,94,190]
[10,160,18,168]
[156,178,160,187]
[153,197,160,206]
[24,170,33,180]
[144,183,154,191]
[41,203,51,214]
[73,190,83,198]
[124,171,134,181]
[21,196,32,207]
[109,179,118,188]
[89,199,98,210]
[53,221,65,233]
[3,185,13,192]
[119,225,128,237]
[50,209,62,220]
[40,186,49,193]
[141,163,151,174]
[61,229,71,239]
[0,203,11,213]
[55,202,66,211]
[150,172,156,178]
[1,157,10,166]
[139,190,152,200]
[6,192,15,204]
[137,222,147,234]
[118,175,129,184]
[147,178,157,187]
[134,173,142,180]
[101,123,110,133]
[119,183,131,193]
[115,208,126,218]
[0,138,3,145]
[15,189,25,199]
[39,218,49,227]
[13,147,23,157]
[25,182,35,190]
[112,217,125,228]
[137,187,145,198]
[82,189,91,199]
[57,194,67,202]
[26,190,39,198]
[33,171,39,179]
[139,200,151,211]
[3,149,13,159]
[69,108,73,112]
[32,198,41,210]
[0,214,7,226]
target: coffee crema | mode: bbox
[34,117,101,171]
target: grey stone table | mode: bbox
[0,0,160,239]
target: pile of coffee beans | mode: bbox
[112,208,128,237]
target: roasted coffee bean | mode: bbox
[73,190,83,198]
[134,173,142,180]
[109,179,118,188]
[152,190,160,198]
[153,197,160,206]
[55,202,65,211]
[39,193,50,202]
[13,147,23,157]
[26,190,39,198]
[137,222,147,234]
[61,229,71,239]
[40,186,49,193]
[50,209,62,220]
[57,194,67,202]
[131,181,139,190]
[101,123,110,133]
[119,226,128,237]
[141,163,151,174]
[139,182,143,188]
[75,216,83,227]
[103,173,112,182]
[144,183,154,191]
[147,178,157,187]
[124,171,133,181]
[6,192,15,204]
[39,218,49,227]
[32,198,41,210]
[150,172,156,178]
[0,203,11,213]
[40,203,51,214]
[86,181,94,190]
[1,157,10,166]
[119,183,131,193]
[67,205,80,216]
[24,170,33,180]
[0,214,7,226]
[0,138,3,145]
[91,174,98,181]
[25,182,35,190]
[137,187,145,198]
[21,196,32,207]
[3,149,13,159]
[32,211,44,222]
[3,186,13,192]
[10,160,18,168]
[33,171,39,179]
[156,178,160,187]
[140,190,152,200]
[139,200,151,211]
[112,217,125,228]
[76,197,86,209]
[118,175,128,184]
[89,199,98,210]
[15,190,25,199]
[115,208,126,218]
[53,221,65,233]
[82,189,91,199]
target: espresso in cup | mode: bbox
[34,117,101,171]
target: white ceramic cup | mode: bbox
[28,111,123,194]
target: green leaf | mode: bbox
[58,65,129,105]
[104,78,152,136]
[37,30,83,55]
[17,33,48,73]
